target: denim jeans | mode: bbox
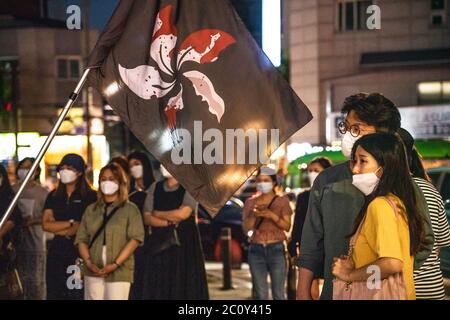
[248,241,287,300]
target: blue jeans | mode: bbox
[248,242,286,300]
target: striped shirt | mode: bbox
[413,177,450,300]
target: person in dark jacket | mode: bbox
[297,93,434,300]
[288,157,331,300]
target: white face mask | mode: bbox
[160,165,172,178]
[18,168,30,181]
[341,132,361,158]
[130,165,143,179]
[308,172,320,186]
[100,181,119,196]
[59,169,78,184]
[352,168,381,196]
[256,182,273,194]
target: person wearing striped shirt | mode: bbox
[399,129,450,300]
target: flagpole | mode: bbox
[0,68,92,231]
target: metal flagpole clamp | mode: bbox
[0,68,93,230]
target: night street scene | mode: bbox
[0,0,449,307]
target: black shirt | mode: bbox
[288,190,310,257]
[129,190,147,213]
[44,188,97,251]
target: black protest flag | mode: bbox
[87,0,312,215]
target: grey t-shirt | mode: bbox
[144,181,197,213]
[13,182,49,253]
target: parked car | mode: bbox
[197,197,249,269]
[428,166,450,201]
[427,167,450,277]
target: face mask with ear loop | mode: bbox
[59,169,78,184]
[352,167,382,196]
[130,165,144,179]
[307,172,320,186]
[341,132,361,158]
[100,181,120,196]
[256,182,274,194]
[18,169,31,181]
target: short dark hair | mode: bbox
[341,93,401,133]
[310,157,332,170]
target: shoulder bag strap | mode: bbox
[88,206,121,249]
[255,195,279,230]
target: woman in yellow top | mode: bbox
[332,133,426,300]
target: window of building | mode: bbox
[337,0,373,32]
[417,81,450,105]
[57,58,81,79]
[430,0,447,27]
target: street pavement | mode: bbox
[206,261,450,300]
[206,262,253,300]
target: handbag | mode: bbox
[0,242,23,300]
[145,225,180,256]
[0,269,23,300]
[333,196,408,300]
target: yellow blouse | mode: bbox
[352,195,415,300]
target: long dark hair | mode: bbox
[0,164,14,210]
[128,151,155,191]
[310,157,332,170]
[350,133,426,255]
[410,148,431,182]
[397,128,431,182]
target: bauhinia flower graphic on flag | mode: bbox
[118,5,236,137]
[86,0,313,215]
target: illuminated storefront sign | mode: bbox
[0,133,109,188]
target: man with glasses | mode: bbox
[296,92,432,300]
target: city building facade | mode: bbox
[287,0,450,148]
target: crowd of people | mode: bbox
[243,93,450,300]
[0,152,208,300]
[293,93,450,300]
[1,92,449,301]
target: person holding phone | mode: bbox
[243,166,293,300]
